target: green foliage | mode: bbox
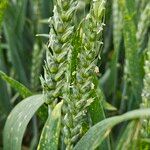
[0,0,8,26]
[116,121,140,150]
[3,0,29,85]
[140,39,150,144]
[74,109,150,150]
[0,0,50,147]
[141,40,150,109]
[1,0,150,149]
[120,0,143,106]
[38,102,62,150]
[0,53,11,114]
[3,94,45,150]
[0,71,32,98]
[137,2,150,51]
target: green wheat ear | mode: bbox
[40,0,78,149]
[62,0,106,149]
[41,0,106,149]
[31,43,44,90]
[40,0,77,107]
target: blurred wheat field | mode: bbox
[0,0,150,150]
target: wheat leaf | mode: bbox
[37,101,63,150]
[74,109,150,150]
[3,94,45,150]
[0,71,32,98]
[116,121,140,150]
[120,0,143,105]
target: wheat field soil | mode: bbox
[0,0,150,150]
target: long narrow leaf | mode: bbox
[0,71,32,98]
[3,0,29,85]
[116,121,141,150]
[74,109,150,150]
[3,94,45,150]
[120,0,143,107]
[0,71,48,122]
[37,101,63,150]
[0,0,8,26]
[0,48,11,114]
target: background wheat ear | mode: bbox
[140,39,150,140]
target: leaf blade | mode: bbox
[120,0,143,107]
[0,71,32,98]
[116,121,140,150]
[74,109,150,150]
[3,94,45,150]
[37,101,63,150]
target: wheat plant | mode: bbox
[0,0,150,150]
